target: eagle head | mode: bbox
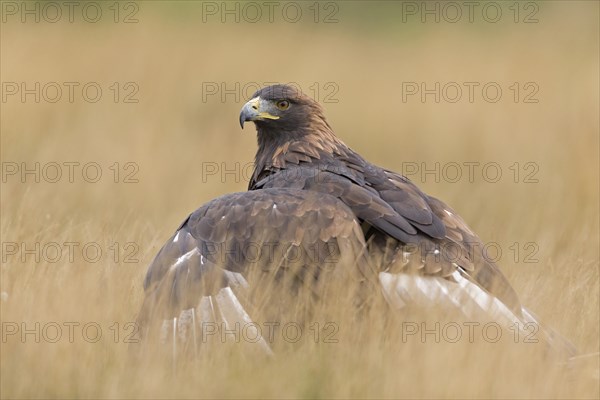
[239,84,329,137]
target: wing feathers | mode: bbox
[138,189,370,349]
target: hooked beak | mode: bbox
[239,97,280,129]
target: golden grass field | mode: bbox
[1,1,598,398]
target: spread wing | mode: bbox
[250,150,521,316]
[247,154,580,356]
[136,188,371,353]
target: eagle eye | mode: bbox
[276,100,290,110]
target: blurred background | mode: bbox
[1,1,598,398]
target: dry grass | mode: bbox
[1,2,598,398]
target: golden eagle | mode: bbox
[136,84,573,357]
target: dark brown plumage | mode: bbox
[137,189,371,344]
[241,84,520,314]
[137,84,574,358]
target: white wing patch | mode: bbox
[379,271,530,331]
[172,248,201,271]
[160,287,274,360]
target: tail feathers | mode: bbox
[378,271,576,359]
